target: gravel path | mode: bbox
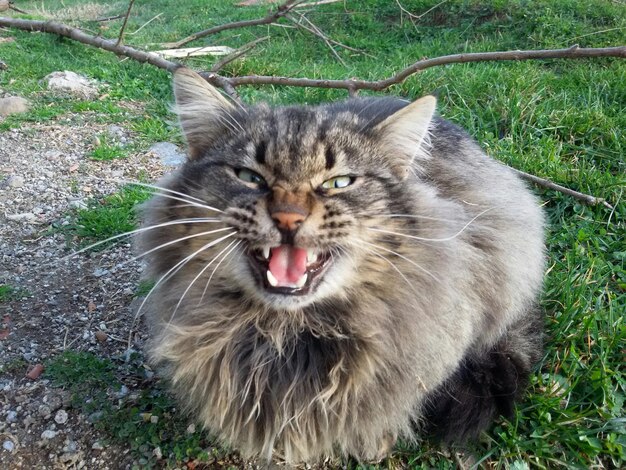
[0,116,169,468]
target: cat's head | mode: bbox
[164,68,436,310]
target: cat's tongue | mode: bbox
[268,245,308,286]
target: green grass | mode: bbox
[60,185,152,249]
[0,284,29,302]
[88,133,128,160]
[3,0,625,467]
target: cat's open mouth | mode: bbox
[247,245,332,295]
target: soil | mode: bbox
[0,115,171,469]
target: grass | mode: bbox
[88,133,129,160]
[59,185,152,249]
[0,284,29,302]
[2,0,625,468]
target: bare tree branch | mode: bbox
[0,17,180,72]
[512,169,614,209]
[0,15,622,208]
[164,0,301,49]
[226,45,626,89]
[210,36,269,73]
[116,0,136,47]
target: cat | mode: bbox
[138,67,545,464]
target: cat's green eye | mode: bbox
[236,168,266,187]
[321,176,354,190]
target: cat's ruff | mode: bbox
[138,67,545,464]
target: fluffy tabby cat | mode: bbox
[139,67,545,464]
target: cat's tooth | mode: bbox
[295,273,307,289]
[307,249,318,264]
[266,270,278,287]
[262,246,270,259]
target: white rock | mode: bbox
[2,440,14,452]
[3,175,25,188]
[41,430,58,439]
[54,409,68,424]
[44,71,98,98]
[0,96,29,117]
[6,213,36,222]
[149,142,186,166]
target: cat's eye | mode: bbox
[236,168,266,187]
[321,176,354,190]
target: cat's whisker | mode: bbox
[122,180,209,205]
[378,213,474,223]
[197,240,242,306]
[368,207,495,243]
[354,244,417,294]
[149,191,224,213]
[355,239,441,283]
[56,217,222,264]
[127,226,233,265]
[128,231,238,347]
[167,239,241,323]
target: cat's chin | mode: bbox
[246,246,333,299]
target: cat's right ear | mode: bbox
[173,67,236,159]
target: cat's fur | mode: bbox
[139,68,545,463]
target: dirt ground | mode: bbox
[0,116,170,469]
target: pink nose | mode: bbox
[272,211,305,231]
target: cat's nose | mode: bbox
[272,211,306,232]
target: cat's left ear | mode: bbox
[173,67,237,159]
[375,95,437,180]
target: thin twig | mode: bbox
[396,0,447,22]
[287,11,372,57]
[512,169,614,209]
[95,14,124,23]
[116,0,135,47]
[127,12,163,37]
[164,0,301,49]
[288,12,345,66]
[210,35,269,73]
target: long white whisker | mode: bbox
[122,180,207,204]
[127,231,237,347]
[148,191,223,213]
[197,240,242,306]
[368,207,494,242]
[58,218,221,262]
[356,239,441,283]
[167,239,239,322]
[126,227,232,265]
[358,244,417,294]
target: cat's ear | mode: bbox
[375,95,437,179]
[173,67,236,159]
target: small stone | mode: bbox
[0,96,29,117]
[6,411,17,423]
[6,213,36,223]
[2,440,14,452]
[150,415,158,424]
[4,175,25,188]
[26,363,44,380]
[44,71,98,98]
[41,430,58,440]
[149,142,186,166]
[54,409,68,424]
[38,404,52,418]
[186,423,196,434]
[91,441,104,451]
[92,268,108,278]
[153,446,162,460]
[94,330,107,343]
[44,393,63,412]
[117,385,129,398]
